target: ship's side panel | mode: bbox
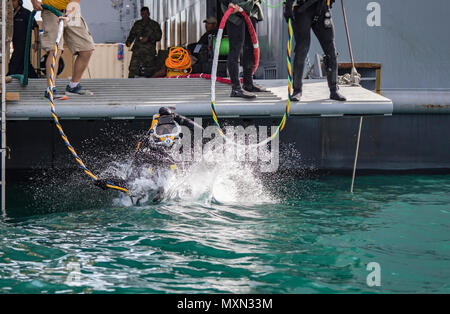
[93,0,449,89]
[300,0,450,89]
[82,0,141,43]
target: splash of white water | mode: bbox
[105,141,277,207]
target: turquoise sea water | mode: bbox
[0,174,449,294]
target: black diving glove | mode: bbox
[94,179,108,190]
[283,0,295,23]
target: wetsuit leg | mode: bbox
[311,8,339,93]
[292,6,315,94]
[242,18,257,87]
[226,20,245,90]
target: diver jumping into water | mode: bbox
[94,107,203,204]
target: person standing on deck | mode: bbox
[284,0,346,102]
[8,0,40,78]
[31,0,95,98]
[126,6,162,78]
[220,0,268,99]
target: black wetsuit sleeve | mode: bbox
[174,114,203,130]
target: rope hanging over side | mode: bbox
[210,7,292,147]
[47,17,129,195]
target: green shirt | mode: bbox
[220,0,264,26]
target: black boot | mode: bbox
[324,54,346,101]
[328,72,347,101]
[290,89,302,102]
[243,84,268,93]
[330,88,347,101]
[230,87,256,99]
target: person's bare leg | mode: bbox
[46,50,62,88]
[71,50,93,83]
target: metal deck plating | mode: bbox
[6,78,392,120]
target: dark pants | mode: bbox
[7,49,38,78]
[226,17,257,89]
[292,3,339,93]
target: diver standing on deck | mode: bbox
[284,0,346,102]
[221,0,267,99]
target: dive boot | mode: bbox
[330,89,347,101]
[243,84,268,93]
[290,89,302,102]
[230,88,256,99]
[326,66,346,101]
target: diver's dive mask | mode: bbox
[149,114,181,148]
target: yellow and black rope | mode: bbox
[47,18,129,195]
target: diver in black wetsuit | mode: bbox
[221,0,267,99]
[94,107,203,203]
[284,0,346,102]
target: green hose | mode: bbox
[212,37,229,56]
[11,4,62,86]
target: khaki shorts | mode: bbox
[41,9,95,54]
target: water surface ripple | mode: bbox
[0,175,449,293]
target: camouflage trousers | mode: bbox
[129,50,158,78]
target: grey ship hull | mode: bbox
[7,0,449,174]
